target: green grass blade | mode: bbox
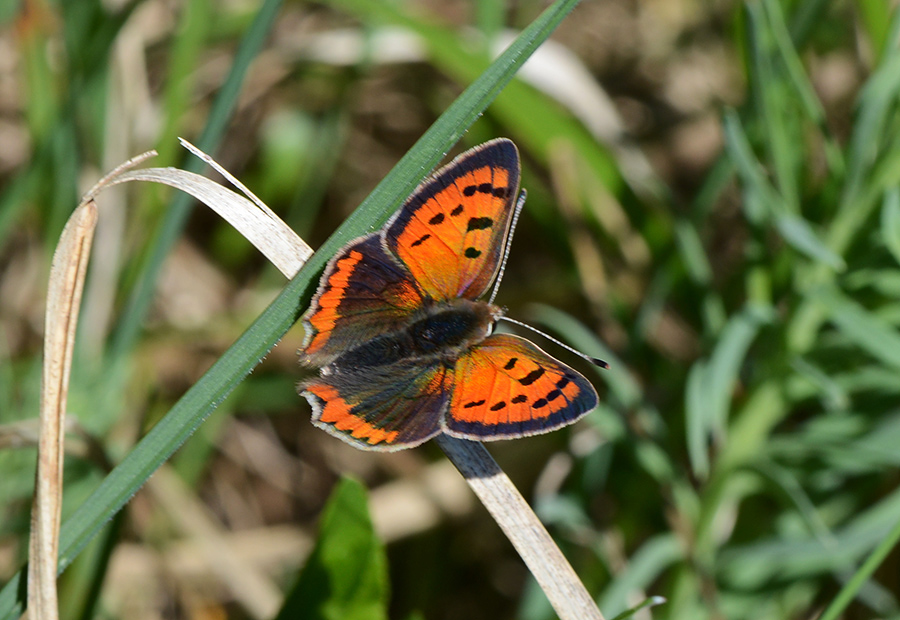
[761,0,844,175]
[818,513,900,620]
[599,535,680,619]
[746,0,799,212]
[773,213,845,271]
[685,360,710,478]
[724,110,843,268]
[881,188,900,265]
[817,287,900,371]
[688,306,769,479]
[0,3,581,617]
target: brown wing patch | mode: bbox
[301,234,423,367]
[302,361,453,451]
[305,383,401,446]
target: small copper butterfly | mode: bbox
[299,138,600,451]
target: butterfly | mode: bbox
[299,138,600,451]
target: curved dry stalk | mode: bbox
[105,167,312,278]
[29,201,98,620]
[436,436,604,620]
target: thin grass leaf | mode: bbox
[835,9,900,250]
[599,535,679,619]
[608,596,667,620]
[881,187,900,266]
[718,381,786,473]
[818,507,900,620]
[710,308,768,431]
[685,360,711,478]
[674,221,713,285]
[760,0,844,175]
[0,3,583,616]
[789,357,849,410]
[817,287,900,371]
[720,484,900,587]
[722,110,782,218]
[746,0,800,212]
[686,306,771,479]
[724,110,844,269]
[773,213,845,270]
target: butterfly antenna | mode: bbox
[488,189,528,305]
[498,316,610,369]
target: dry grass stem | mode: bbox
[436,435,605,620]
[28,201,98,620]
[107,166,312,277]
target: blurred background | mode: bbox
[2,0,899,618]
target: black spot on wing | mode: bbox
[518,367,545,386]
[463,399,486,409]
[464,247,482,259]
[463,183,498,197]
[493,186,509,198]
[504,357,518,370]
[467,217,493,232]
[451,204,464,216]
[512,394,527,404]
[411,234,430,248]
[489,401,506,411]
[532,398,548,409]
[428,213,445,225]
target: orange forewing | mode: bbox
[444,334,598,440]
[386,140,520,301]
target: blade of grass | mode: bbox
[817,287,900,371]
[881,188,900,265]
[0,2,583,616]
[686,305,769,478]
[685,360,710,478]
[598,535,680,619]
[746,0,800,212]
[723,110,844,269]
[760,0,844,175]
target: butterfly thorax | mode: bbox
[327,299,502,374]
